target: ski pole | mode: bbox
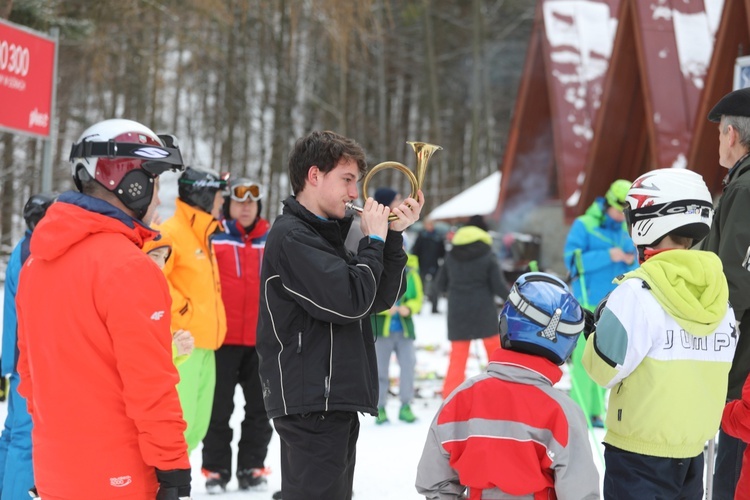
[705,434,715,500]
[568,372,605,468]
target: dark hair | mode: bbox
[288,130,367,195]
[467,214,489,232]
[80,176,105,197]
[667,233,694,248]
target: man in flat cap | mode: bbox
[702,87,750,500]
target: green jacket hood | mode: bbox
[452,226,492,247]
[406,253,420,270]
[616,249,728,336]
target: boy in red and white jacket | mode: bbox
[416,273,599,500]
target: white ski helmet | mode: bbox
[624,168,713,247]
[69,118,185,219]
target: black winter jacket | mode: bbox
[435,227,508,342]
[701,155,750,400]
[257,197,407,418]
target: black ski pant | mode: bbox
[602,444,704,499]
[202,344,273,477]
[273,411,359,500]
[712,427,745,499]
[421,269,440,313]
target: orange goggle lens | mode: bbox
[230,183,262,202]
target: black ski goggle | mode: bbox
[623,199,712,226]
[69,134,185,176]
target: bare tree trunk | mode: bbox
[268,0,292,219]
[337,47,349,135]
[468,0,483,185]
[221,0,240,168]
[171,29,185,133]
[423,0,443,199]
[375,0,387,160]
[1,134,15,252]
[149,17,162,128]
[0,0,12,19]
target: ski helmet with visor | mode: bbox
[624,168,713,250]
[69,119,185,220]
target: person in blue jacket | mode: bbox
[563,179,637,427]
[0,193,54,500]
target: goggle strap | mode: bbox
[69,139,184,170]
[626,199,712,224]
[508,285,583,336]
[179,178,227,189]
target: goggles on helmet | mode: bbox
[506,274,584,340]
[230,182,264,202]
[68,134,185,176]
[623,199,713,226]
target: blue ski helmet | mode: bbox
[499,272,585,365]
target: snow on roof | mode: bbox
[428,171,501,221]
[543,0,619,134]
[671,0,724,89]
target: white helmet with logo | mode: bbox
[625,168,713,247]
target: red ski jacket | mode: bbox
[722,374,750,500]
[416,348,599,499]
[213,217,269,346]
[16,192,189,500]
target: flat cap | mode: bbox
[708,87,750,122]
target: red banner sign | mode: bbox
[0,19,56,138]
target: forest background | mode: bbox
[0,0,534,252]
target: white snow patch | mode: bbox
[566,188,582,207]
[671,153,688,169]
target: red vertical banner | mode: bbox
[0,18,56,138]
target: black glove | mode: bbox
[582,308,596,340]
[0,375,7,403]
[156,468,191,500]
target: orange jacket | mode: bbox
[16,192,189,500]
[156,199,227,350]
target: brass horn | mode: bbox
[347,141,442,221]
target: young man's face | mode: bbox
[229,198,259,227]
[314,158,360,219]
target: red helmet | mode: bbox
[69,118,185,219]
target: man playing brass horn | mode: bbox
[256,130,424,500]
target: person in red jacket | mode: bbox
[202,177,273,493]
[416,272,599,499]
[721,373,750,500]
[15,119,191,500]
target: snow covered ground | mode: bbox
[0,286,608,498]
[182,299,607,499]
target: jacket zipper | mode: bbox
[206,223,221,349]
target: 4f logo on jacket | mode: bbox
[150,311,165,320]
